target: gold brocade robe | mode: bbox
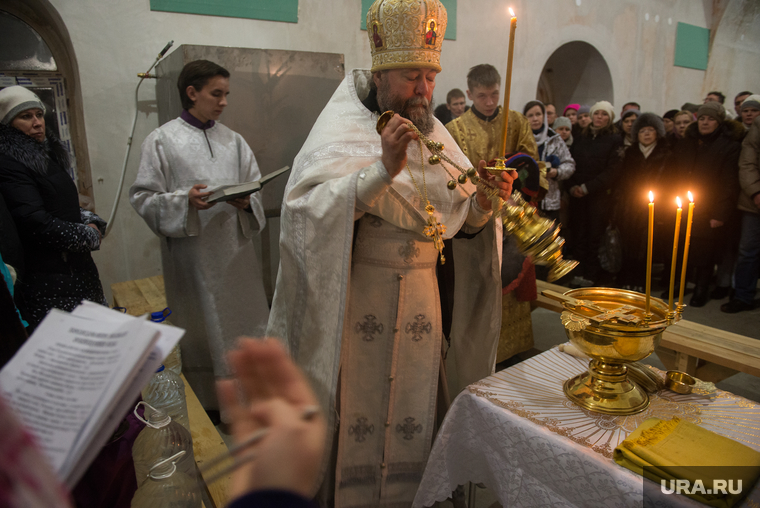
[446,107,544,186]
[447,107,538,362]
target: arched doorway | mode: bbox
[536,41,613,114]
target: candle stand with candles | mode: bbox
[540,191,695,415]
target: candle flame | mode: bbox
[676,196,682,208]
[649,191,654,203]
[688,191,694,203]
[509,7,515,17]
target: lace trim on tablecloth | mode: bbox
[468,347,760,458]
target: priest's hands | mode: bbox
[218,338,326,501]
[475,160,516,211]
[381,114,418,179]
[189,184,216,210]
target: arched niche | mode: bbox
[536,41,614,114]
[1,0,94,207]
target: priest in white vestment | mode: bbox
[130,60,270,414]
[267,1,515,505]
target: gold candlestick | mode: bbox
[677,192,695,310]
[646,191,654,316]
[499,8,517,157]
[668,197,682,313]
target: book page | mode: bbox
[0,310,157,479]
[64,303,184,485]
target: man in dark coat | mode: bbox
[567,100,623,285]
[613,113,671,291]
[668,101,743,307]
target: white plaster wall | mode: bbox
[47,0,375,302]
[703,1,760,106]
[45,0,760,301]
[434,0,718,117]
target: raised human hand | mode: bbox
[380,114,418,179]
[475,160,516,210]
[218,338,326,501]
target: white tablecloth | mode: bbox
[414,347,760,507]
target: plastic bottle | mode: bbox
[130,450,201,508]
[150,308,182,376]
[132,402,197,487]
[141,365,189,430]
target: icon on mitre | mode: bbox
[425,19,437,45]
[372,21,384,49]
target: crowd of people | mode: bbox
[437,86,760,312]
[0,0,759,505]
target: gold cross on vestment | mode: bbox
[423,205,446,264]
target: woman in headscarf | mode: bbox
[612,113,671,291]
[566,100,623,286]
[563,103,579,126]
[620,108,641,152]
[524,100,575,224]
[0,86,107,329]
[574,105,592,136]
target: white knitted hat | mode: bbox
[589,100,615,122]
[0,86,46,125]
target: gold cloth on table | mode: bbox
[496,291,533,363]
[614,417,760,508]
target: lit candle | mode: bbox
[678,192,695,307]
[646,191,654,315]
[499,8,517,158]
[668,197,682,312]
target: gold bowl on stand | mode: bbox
[543,287,679,415]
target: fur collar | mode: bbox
[0,123,70,175]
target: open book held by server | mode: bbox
[205,165,290,203]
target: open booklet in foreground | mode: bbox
[0,301,184,488]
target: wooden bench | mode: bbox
[535,280,760,382]
[112,275,230,508]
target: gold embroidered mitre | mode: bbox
[367,0,447,73]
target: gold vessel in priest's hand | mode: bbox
[501,192,577,282]
[376,111,577,282]
[543,287,680,415]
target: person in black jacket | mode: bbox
[567,100,624,285]
[668,102,743,307]
[613,113,671,291]
[0,86,107,329]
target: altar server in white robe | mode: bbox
[267,1,515,505]
[131,60,269,414]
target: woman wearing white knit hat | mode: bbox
[0,85,107,330]
[565,100,624,286]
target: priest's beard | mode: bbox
[377,82,436,135]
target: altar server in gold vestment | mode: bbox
[447,64,543,364]
[267,1,514,506]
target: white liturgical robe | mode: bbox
[267,70,504,507]
[131,117,269,409]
